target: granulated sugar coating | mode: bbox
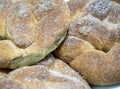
[55,0,120,85]
[6,55,91,89]
[0,0,69,69]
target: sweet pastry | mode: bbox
[55,0,120,85]
[0,55,91,89]
[0,0,69,69]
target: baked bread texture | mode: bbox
[0,71,7,78]
[0,0,69,69]
[54,0,120,85]
[0,55,91,89]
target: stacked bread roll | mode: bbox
[0,0,69,69]
[0,55,90,89]
[55,0,120,85]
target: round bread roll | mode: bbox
[0,0,69,69]
[54,0,120,85]
[6,55,91,89]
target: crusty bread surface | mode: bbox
[54,0,120,85]
[0,55,91,89]
[0,0,70,69]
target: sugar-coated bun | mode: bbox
[0,55,90,89]
[71,43,120,85]
[54,0,120,85]
[0,0,70,69]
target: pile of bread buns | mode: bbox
[0,0,120,88]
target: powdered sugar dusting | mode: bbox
[84,0,112,20]
[49,70,80,82]
[105,1,120,24]
[8,58,90,89]
[33,0,55,20]
[6,1,37,48]
[0,0,12,16]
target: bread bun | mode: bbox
[0,55,90,89]
[71,43,120,85]
[54,0,120,85]
[0,0,69,69]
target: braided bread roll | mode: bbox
[0,55,91,89]
[0,0,69,69]
[55,0,120,85]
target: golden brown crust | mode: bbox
[26,0,69,54]
[67,0,90,21]
[54,0,120,85]
[68,15,120,52]
[6,1,37,48]
[68,15,109,50]
[54,36,95,63]
[71,43,120,85]
[0,40,25,61]
[0,55,90,89]
[8,55,91,89]
[0,0,70,68]
[0,0,12,38]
